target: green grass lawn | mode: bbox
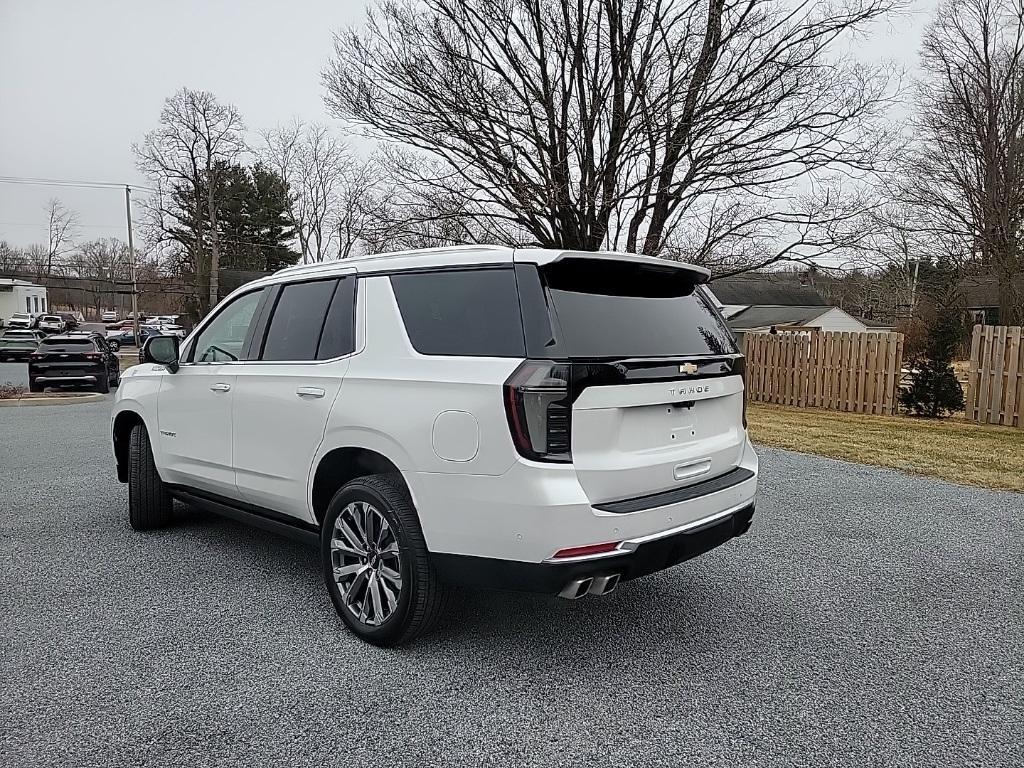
[747,403,1024,493]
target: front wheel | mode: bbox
[128,423,174,530]
[107,340,120,352]
[322,475,449,646]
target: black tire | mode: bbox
[321,474,449,647]
[107,340,120,353]
[96,372,110,394]
[28,380,43,393]
[111,367,120,388]
[128,423,174,530]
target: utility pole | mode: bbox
[125,185,140,344]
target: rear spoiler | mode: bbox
[513,249,711,284]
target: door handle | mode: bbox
[296,386,325,398]
[209,383,231,392]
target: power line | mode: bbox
[0,221,126,229]
[0,176,158,193]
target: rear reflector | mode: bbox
[551,541,621,559]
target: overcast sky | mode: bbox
[1,0,934,249]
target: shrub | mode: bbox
[900,360,965,417]
[0,382,25,399]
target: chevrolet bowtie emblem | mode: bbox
[679,362,698,375]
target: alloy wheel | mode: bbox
[330,501,403,627]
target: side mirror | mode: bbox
[143,335,180,373]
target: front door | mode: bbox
[155,287,267,497]
[156,365,237,494]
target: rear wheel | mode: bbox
[128,423,174,530]
[28,380,42,393]
[96,372,110,394]
[322,474,449,646]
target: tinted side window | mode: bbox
[261,279,338,361]
[316,277,356,359]
[389,268,525,357]
[191,288,265,363]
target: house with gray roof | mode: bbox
[705,272,868,341]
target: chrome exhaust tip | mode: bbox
[588,573,621,596]
[558,577,593,600]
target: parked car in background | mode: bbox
[0,337,39,362]
[37,315,67,334]
[113,246,757,646]
[141,322,186,339]
[101,310,118,322]
[29,334,120,393]
[2,328,46,342]
[57,312,80,330]
[7,312,41,329]
[106,326,162,347]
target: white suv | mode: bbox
[112,247,757,645]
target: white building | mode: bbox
[0,278,49,323]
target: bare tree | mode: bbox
[261,121,366,262]
[44,198,78,276]
[900,0,1024,324]
[0,241,27,275]
[77,238,132,317]
[324,0,899,268]
[24,244,50,282]
[136,88,246,312]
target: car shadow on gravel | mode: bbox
[165,501,734,655]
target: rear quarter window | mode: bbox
[389,268,526,357]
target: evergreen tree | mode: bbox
[900,264,965,417]
[168,162,299,277]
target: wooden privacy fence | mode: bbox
[965,325,1023,427]
[743,331,905,415]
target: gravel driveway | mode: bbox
[2,400,1021,768]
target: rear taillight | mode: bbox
[740,360,748,428]
[86,353,101,360]
[503,360,572,463]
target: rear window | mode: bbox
[540,258,736,358]
[390,268,526,357]
[38,339,95,353]
[0,339,36,347]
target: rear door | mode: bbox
[231,274,355,521]
[519,253,745,505]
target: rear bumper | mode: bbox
[31,374,99,383]
[407,436,758,563]
[431,502,755,594]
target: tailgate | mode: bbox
[511,251,746,506]
[571,374,745,504]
